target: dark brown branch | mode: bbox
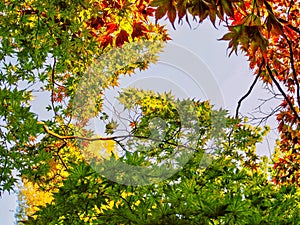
[235,62,264,118]
[56,142,68,170]
[285,36,300,108]
[119,195,134,214]
[278,18,300,35]
[266,65,300,121]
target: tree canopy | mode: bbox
[0,0,299,224]
[150,0,300,185]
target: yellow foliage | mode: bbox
[19,137,120,221]
[19,178,54,218]
[83,136,118,162]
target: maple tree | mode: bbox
[0,0,300,224]
[18,90,300,224]
[149,0,300,185]
[0,0,168,194]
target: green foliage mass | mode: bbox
[25,95,300,224]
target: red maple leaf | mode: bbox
[132,22,148,39]
[116,30,129,47]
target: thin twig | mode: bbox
[235,61,264,118]
[39,121,127,141]
[56,142,68,170]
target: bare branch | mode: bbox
[287,0,294,17]
[235,61,264,118]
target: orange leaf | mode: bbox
[107,22,118,34]
[98,35,113,49]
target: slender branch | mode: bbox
[114,139,127,153]
[51,57,57,117]
[119,195,134,214]
[38,122,199,152]
[285,35,300,108]
[235,61,264,118]
[39,121,127,141]
[249,105,281,127]
[266,64,300,121]
[277,18,300,34]
[56,142,68,170]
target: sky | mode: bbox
[0,17,279,224]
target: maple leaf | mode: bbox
[106,22,118,34]
[153,4,168,20]
[177,0,187,21]
[98,35,113,49]
[167,3,176,28]
[145,7,156,17]
[188,1,209,23]
[218,0,235,18]
[152,0,176,28]
[243,14,261,27]
[129,121,137,128]
[116,30,129,47]
[265,13,283,35]
[89,17,104,30]
[219,25,244,56]
[131,22,148,40]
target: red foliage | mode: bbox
[83,0,167,49]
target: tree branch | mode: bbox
[38,122,199,152]
[51,57,57,117]
[266,64,300,121]
[56,142,68,170]
[285,35,300,109]
[235,61,264,118]
[39,121,127,141]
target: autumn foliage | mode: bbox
[0,0,300,224]
[149,0,300,185]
